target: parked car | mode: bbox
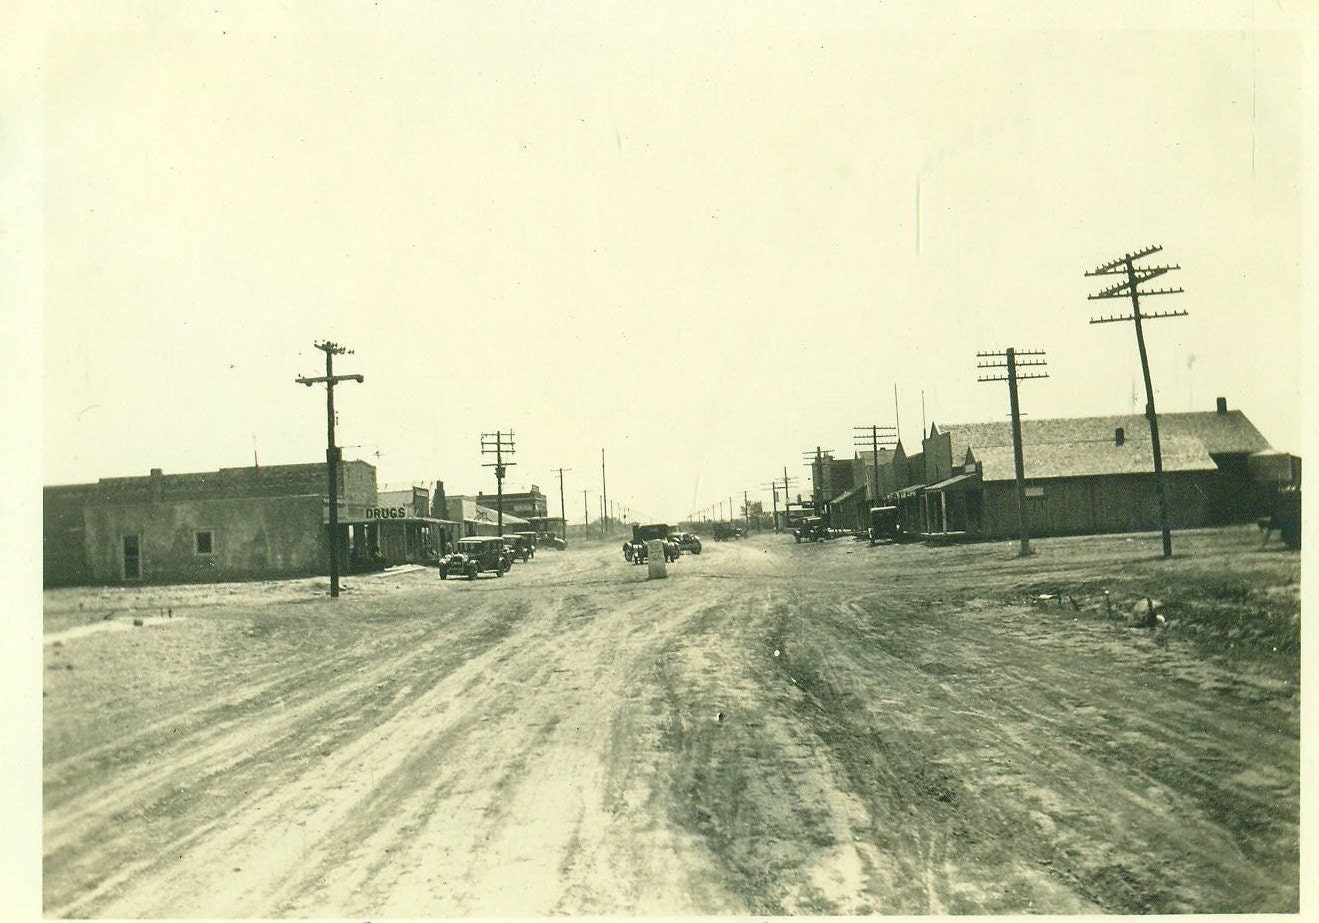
[791,516,823,543]
[441,537,511,580]
[507,533,536,562]
[671,531,703,555]
[867,506,901,545]
[793,516,826,543]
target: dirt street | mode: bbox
[42,527,1300,916]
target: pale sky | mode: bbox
[20,2,1314,523]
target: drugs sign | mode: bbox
[366,507,409,519]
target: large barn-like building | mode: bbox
[902,399,1284,540]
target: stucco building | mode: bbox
[43,460,379,587]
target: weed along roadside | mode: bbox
[42,527,1298,916]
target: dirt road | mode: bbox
[42,528,1300,916]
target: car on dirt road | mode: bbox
[506,533,536,562]
[867,506,902,545]
[624,523,681,564]
[671,531,703,555]
[793,516,826,543]
[441,537,512,580]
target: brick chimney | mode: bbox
[1216,396,1228,414]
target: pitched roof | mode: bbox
[855,447,899,468]
[827,485,867,505]
[935,409,1268,482]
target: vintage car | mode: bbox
[624,523,680,564]
[792,516,826,543]
[507,532,537,562]
[867,506,901,545]
[441,536,511,580]
[671,531,703,555]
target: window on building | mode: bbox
[122,534,141,581]
[195,530,214,554]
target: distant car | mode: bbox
[506,533,536,562]
[671,531,703,555]
[441,537,511,580]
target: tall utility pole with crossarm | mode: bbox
[853,424,898,507]
[1086,245,1187,558]
[480,431,516,537]
[977,348,1048,557]
[296,341,364,598]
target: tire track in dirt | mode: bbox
[270,577,741,918]
[44,592,531,917]
[757,561,1295,913]
[50,568,743,918]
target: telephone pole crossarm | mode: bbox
[1086,244,1164,276]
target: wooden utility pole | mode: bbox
[480,431,516,537]
[296,341,364,598]
[552,467,572,541]
[978,348,1048,556]
[762,474,797,532]
[765,482,779,531]
[802,447,834,514]
[1086,245,1186,558]
[600,449,608,539]
[853,424,898,506]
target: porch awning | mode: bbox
[925,473,978,492]
[827,485,866,506]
